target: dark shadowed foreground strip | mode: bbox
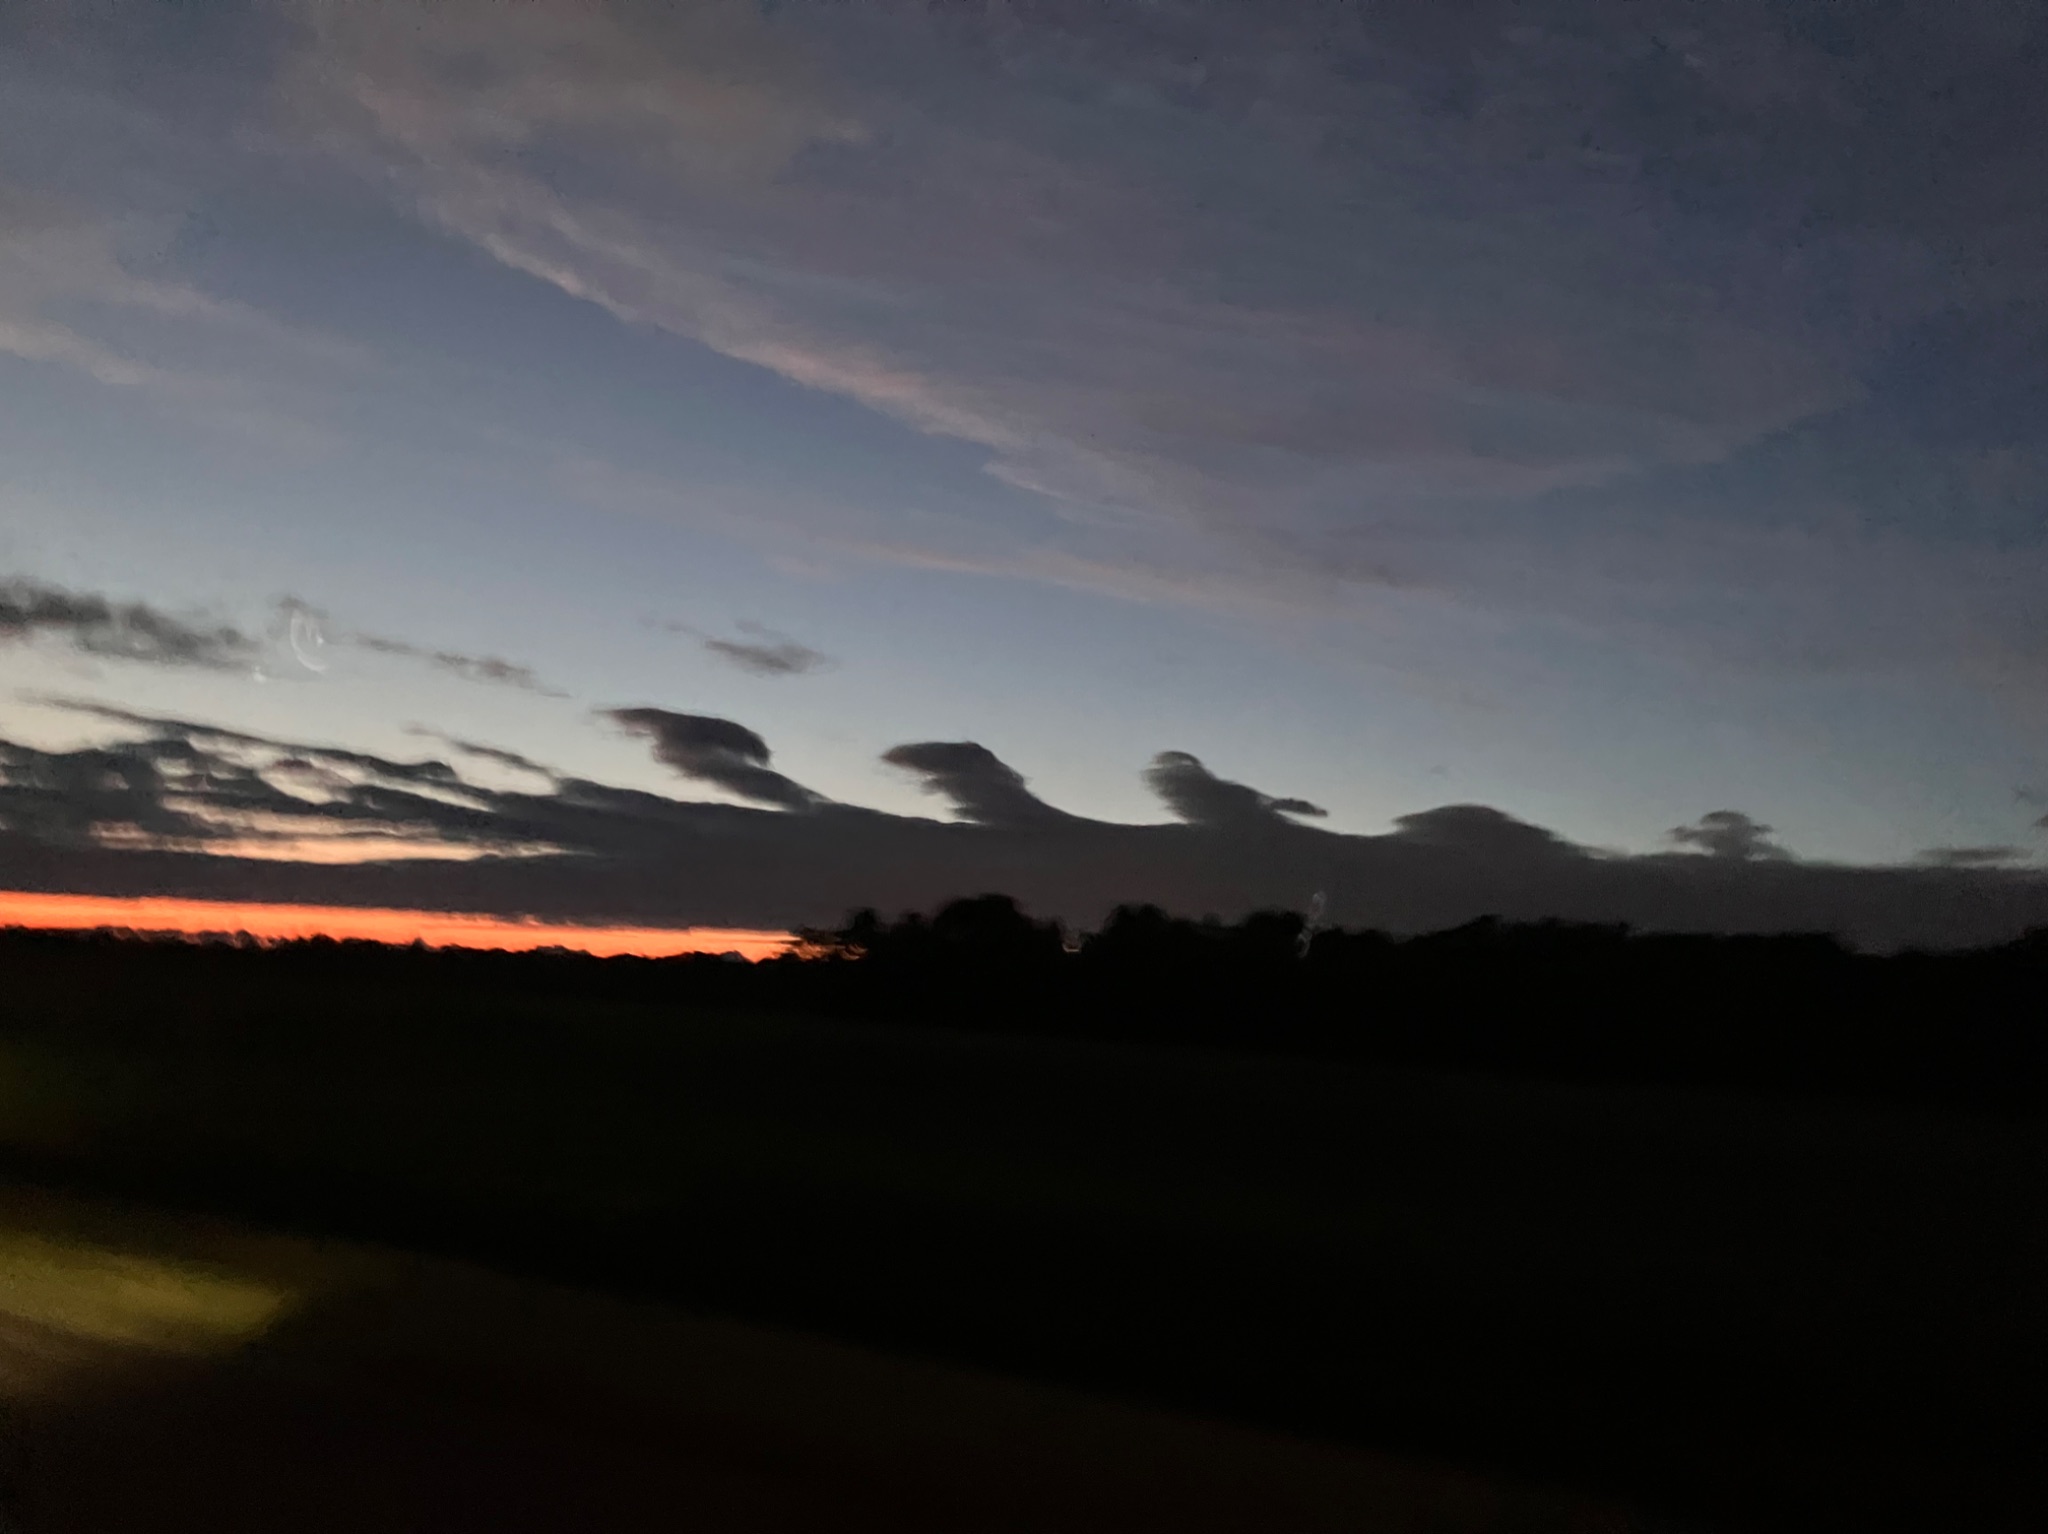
[0,1184,1620,1534]
[1,928,2045,1531]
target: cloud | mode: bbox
[606,707,821,810]
[248,0,2048,709]
[882,742,1067,827]
[1918,845,2028,868]
[401,727,560,782]
[0,703,525,858]
[1142,751,1325,828]
[6,701,2048,951]
[704,636,828,677]
[269,599,566,695]
[0,577,253,669]
[0,161,377,450]
[1668,811,1789,862]
[281,3,1877,583]
[690,621,831,677]
[345,633,564,695]
[0,583,568,695]
[1388,805,1573,859]
[8,1,2045,703]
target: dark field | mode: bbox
[0,1182,1631,1534]
[2,929,2045,1531]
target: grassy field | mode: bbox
[1,950,2045,1530]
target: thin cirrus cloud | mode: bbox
[3,2,2039,687]
[0,164,376,454]
[268,0,2048,684]
[286,4,1833,545]
[6,698,2048,953]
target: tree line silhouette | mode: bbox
[4,893,2041,1115]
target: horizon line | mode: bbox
[0,891,796,961]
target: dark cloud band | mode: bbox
[5,701,2047,952]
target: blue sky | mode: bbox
[2,0,2046,900]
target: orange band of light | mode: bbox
[0,890,794,961]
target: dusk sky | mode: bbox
[3,0,2046,946]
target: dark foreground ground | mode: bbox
[0,1182,1643,1533]
[1,933,2045,1530]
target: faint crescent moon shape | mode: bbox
[289,613,328,673]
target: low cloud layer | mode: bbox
[5,702,2046,953]
[1143,752,1326,829]
[1668,811,1789,862]
[606,707,821,810]
[883,742,1066,827]
[1917,845,2027,869]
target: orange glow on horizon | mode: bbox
[0,891,795,961]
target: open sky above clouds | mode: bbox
[2,0,2047,941]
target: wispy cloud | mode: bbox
[402,727,560,782]
[271,598,566,695]
[265,0,2048,696]
[350,633,565,695]
[0,170,374,448]
[703,633,829,678]
[0,577,253,670]
[671,619,830,677]
[287,4,1849,549]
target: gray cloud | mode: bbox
[1143,751,1326,829]
[271,598,565,695]
[1389,805,1574,859]
[283,5,1852,552]
[663,619,832,677]
[1918,845,2028,868]
[698,621,832,678]
[1668,811,1789,862]
[349,633,564,695]
[279,0,2048,650]
[882,742,1067,827]
[402,727,560,782]
[0,577,253,669]
[0,703,514,857]
[6,702,2048,951]
[606,707,822,810]
[4,1,2043,700]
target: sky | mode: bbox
[2,0,2046,948]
